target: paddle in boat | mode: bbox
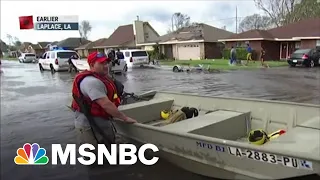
[111,90,320,180]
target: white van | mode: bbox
[120,49,149,68]
[38,50,80,72]
[19,53,37,63]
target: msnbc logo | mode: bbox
[14,143,49,165]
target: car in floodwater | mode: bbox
[19,53,37,63]
[287,48,320,67]
[38,50,80,73]
[120,49,149,68]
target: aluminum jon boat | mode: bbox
[113,91,320,180]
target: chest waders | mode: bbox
[72,93,117,147]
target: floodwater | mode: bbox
[1,60,320,180]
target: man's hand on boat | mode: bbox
[96,97,138,124]
[123,116,138,123]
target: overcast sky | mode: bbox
[1,0,263,44]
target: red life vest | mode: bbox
[71,70,121,119]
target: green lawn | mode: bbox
[158,59,288,70]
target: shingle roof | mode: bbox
[220,18,320,41]
[56,38,91,48]
[95,24,134,48]
[1,39,9,52]
[38,42,51,48]
[30,43,42,49]
[268,18,320,38]
[75,38,109,50]
[152,23,234,43]
[225,29,274,39]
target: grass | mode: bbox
[158,59,288,70]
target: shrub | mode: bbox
[222,48,258,60]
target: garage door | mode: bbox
[177,43,200,60]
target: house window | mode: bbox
[316,40,320,47]
[295,42,301,49]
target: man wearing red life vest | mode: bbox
[71,52,137,150]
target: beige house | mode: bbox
[75,19,160,55]
[137,23,234,60]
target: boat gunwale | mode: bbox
[121,90,320,162]
[127,122,320,162]
[156,90,320,108]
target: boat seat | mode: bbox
[161,110,251,140]
[297,116,320,130]
[263,126,320,156]
[119,98,174,124]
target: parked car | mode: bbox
[120,49,149,68]
[38,49,80,73]
[287,48,320,67]
[19,53,37,63]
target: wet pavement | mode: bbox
[1,60,320,180]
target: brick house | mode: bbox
[138,23,234,60]
[218,18,320,60]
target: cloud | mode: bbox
[0,0,263,44]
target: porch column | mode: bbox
[279,42,282,60]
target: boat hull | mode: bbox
[110,91,320,179]
[113,122,319,180]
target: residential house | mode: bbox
[55,37,91,50]
[218,18,320,60]
[92,19,160,54]
[1,39,9,57]
[44,41,59,51]
[75,38,108,57]
[19,42,43,57]
[137,23,234,60]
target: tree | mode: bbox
[168,12,191,32]
[6,34,21,51]
[238,14,272,32]
[6,34,13,46]
[253,0,300,27]
[283,0,320,24]
[13,36,21,48]
[79,20,92,40]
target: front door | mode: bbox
[280,42,288,59]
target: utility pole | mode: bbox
[236,6,238,34]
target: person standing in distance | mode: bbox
[246,43,254,65]
[71,52,137,151]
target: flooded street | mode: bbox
[1,60,320,180]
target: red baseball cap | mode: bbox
[87,52,111,65]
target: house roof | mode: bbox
[94,24,134,48]
[38,42,52,48]
[74,42,93,50]
[0,39,8,52]
[75,38,109,50]
[268,18,320,39]
[30,43,42,49]
[219,18,320,41]
[147,23,234,44]
[56,38,91,48]
[224,29,274,40]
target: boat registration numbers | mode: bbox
[227,146,313,170]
